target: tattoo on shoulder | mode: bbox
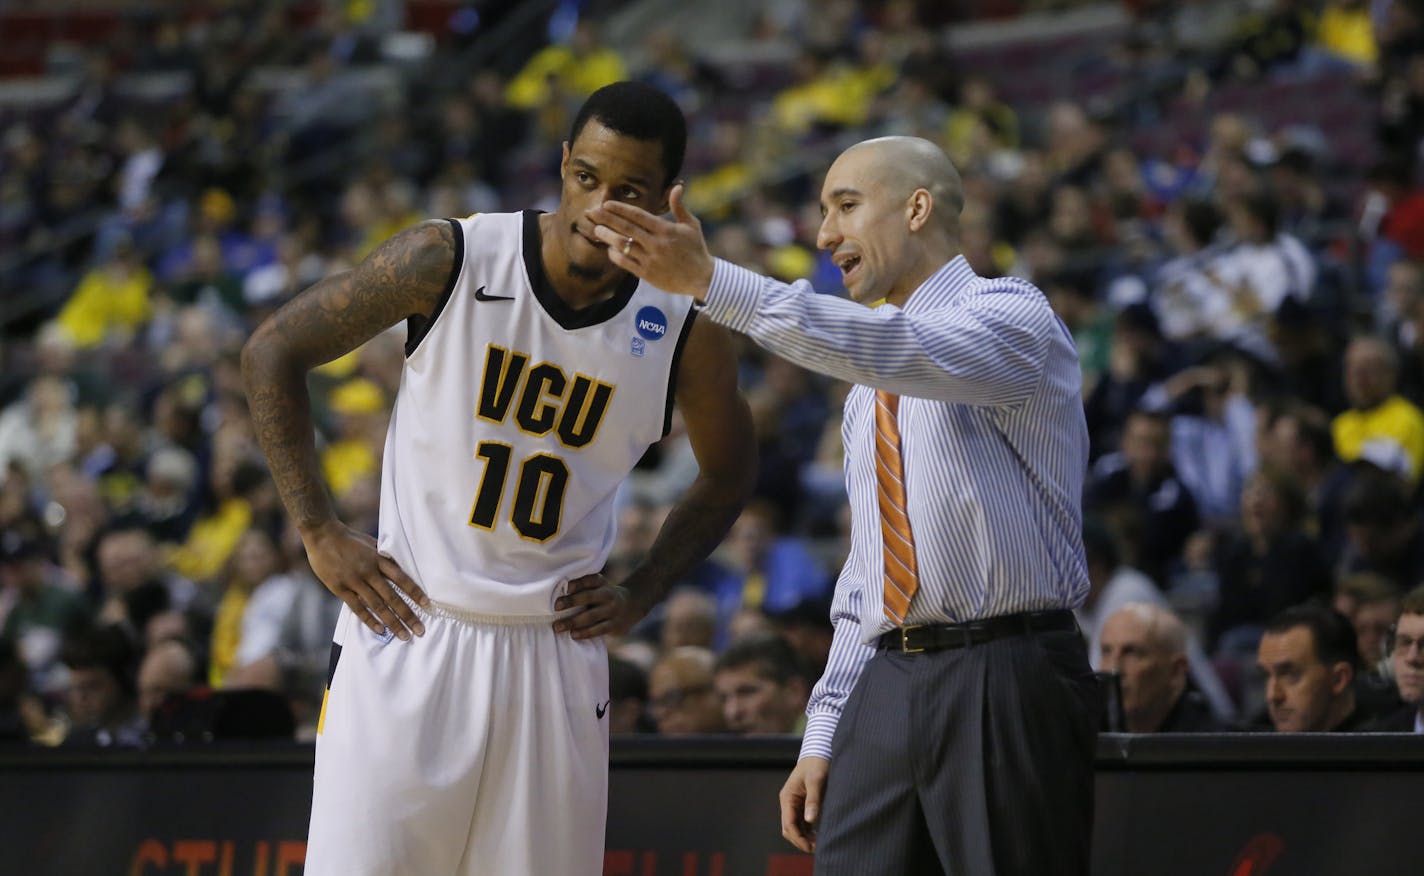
[357,219,458,318]
[269,220,457,361]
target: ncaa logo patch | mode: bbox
[635,306,668,341]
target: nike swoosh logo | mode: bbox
[595,700,610,719]
[474,286,514,302]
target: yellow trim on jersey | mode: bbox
[317,687,331,736]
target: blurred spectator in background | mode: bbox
[1257,603,1369,732]
[648,646,725,735]
[1333,336,1424,484]
[1227,0,1314,80]
[208,525,299,689]
[1083,304,1179,460]
[1085,407,1201,585]
[168,459,278,585]
[1334,573,1402,669]
[0,523,89,693]
[1368,585,1424,731]
[659,589,718,653]
[506,19,627,141]
[52,238,153,350]
[1080,519,1235,719]
[136,637,201,728]
[608,655,653,735]
[1100,603,1226,732]
[1161,352,1257,525]
[1312,0,1377,70]
[94,524,196,630]
[1255,401,1350,563]
[60,625,143,747]
[712,635,810,735]
[0,376,78,480]
[1209,468,1331,651]
[768,599,835,681]
[715,500,830,635]
[1336,468,1424,592]
[0,637,49,743]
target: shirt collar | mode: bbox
[900,255,977,315]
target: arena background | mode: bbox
[2,1,1424,874]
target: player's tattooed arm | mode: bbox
[242,220,455,529]
[628,317,757,611]
[241,220,456,640]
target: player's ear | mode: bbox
[560,141,571,179]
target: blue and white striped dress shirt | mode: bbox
[702,255,1091,760]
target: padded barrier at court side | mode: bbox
[0,733,1419,875]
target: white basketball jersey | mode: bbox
[377,211,696,615]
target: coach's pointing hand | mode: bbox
[588,184,714,300]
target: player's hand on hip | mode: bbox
[301,520,429,641]
[552,573,638,640]
[779,755,829,854]
[586,184,715,300]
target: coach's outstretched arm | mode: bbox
[242,221,452,641]
[555,317,757,639]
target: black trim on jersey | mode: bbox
[522,210,639,330]
[404,217,466,358]
[662,306,698,437]
[325,643,342,689]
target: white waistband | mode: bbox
[394,588,574,626]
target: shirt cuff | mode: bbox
[702,259,765,335]
[798,711,839,761]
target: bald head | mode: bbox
[1105,603,1188,657]
[840,136,965,230]
[138,639,198,720]
[1100,603,1190,733]
[817,137,966,307]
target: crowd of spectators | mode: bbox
[4,0,1424,746]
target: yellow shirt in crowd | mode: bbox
[1332,394,1424,483]
[1317,5,1377,66]
[168,497,252,583]
[55,265,153,349]
[209,586,250,688]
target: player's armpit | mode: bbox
[618,318,757,614]
[675,318,758,503]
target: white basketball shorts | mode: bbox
[305,599,610,875]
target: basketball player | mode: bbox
[241,82,755,875]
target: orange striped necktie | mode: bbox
[874,390,919,624]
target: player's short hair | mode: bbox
[569,81,686,188]
[1264,603,1359,670]
[715,635,807,686]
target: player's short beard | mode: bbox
[566,260,606,281]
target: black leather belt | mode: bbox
[878,609,1077,653]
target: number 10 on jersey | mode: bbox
[468,441,568,542]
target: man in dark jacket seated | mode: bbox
[1100,603,1227,732]
[1368,585,1424,732]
